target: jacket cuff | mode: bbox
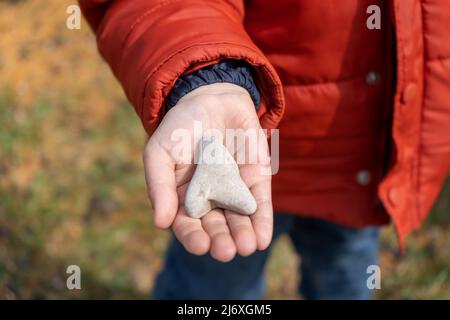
[165,59,261,112]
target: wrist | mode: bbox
[165,60,261,112]
[174,83,257,123]
[180,83,250,102]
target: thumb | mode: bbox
[143,142,178,229]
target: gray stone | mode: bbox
[185,136,257,218]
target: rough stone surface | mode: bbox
[185,136,257,218]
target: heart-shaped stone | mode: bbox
[185,136,257,218]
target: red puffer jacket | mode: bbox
[79,0,450,248]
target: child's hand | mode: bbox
[143,83,273,262]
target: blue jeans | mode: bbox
[153,213,380,300]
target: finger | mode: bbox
[249,179,273,250]
[143,141,178,229]
[201,209,236,262]
[172,206,210,255]
[225,211,257,256]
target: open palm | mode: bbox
[144,84,273,262]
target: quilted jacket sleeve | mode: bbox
[78,0,285,135]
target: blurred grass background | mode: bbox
[0,0,449,299]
